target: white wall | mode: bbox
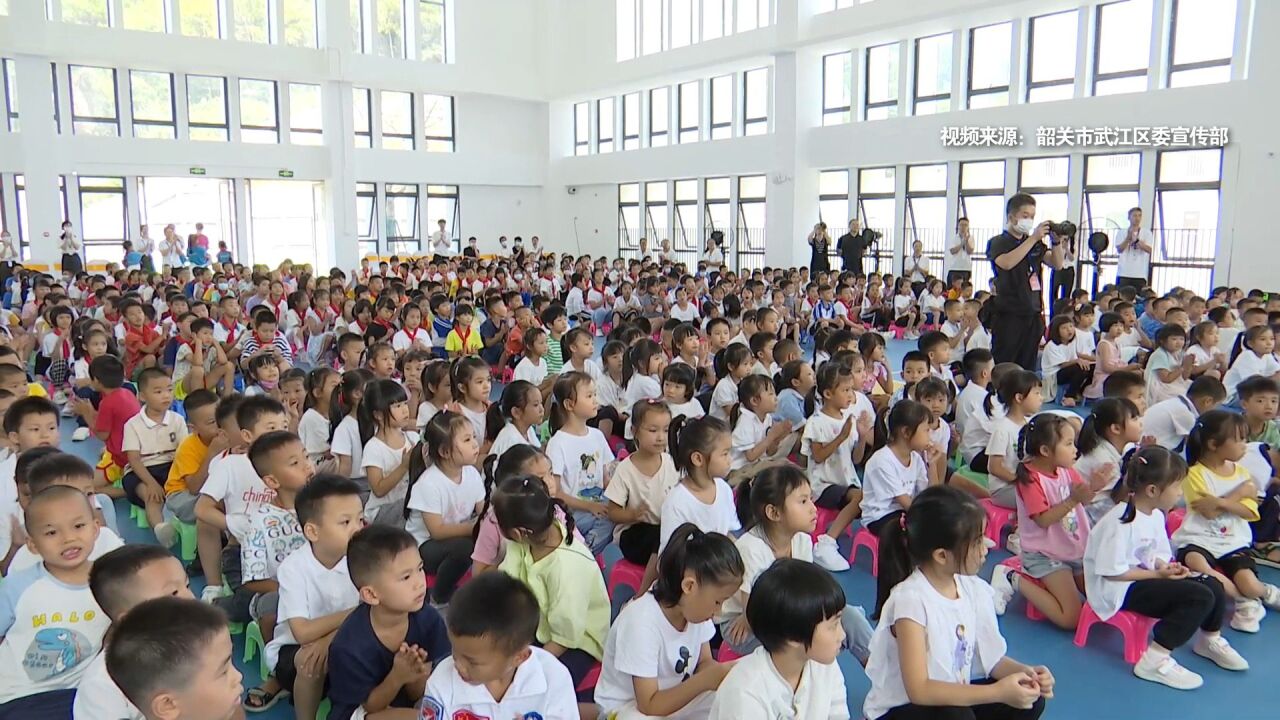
[542,184,620,260]
[462,185,547,254]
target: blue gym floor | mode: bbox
[84,337,1277,719]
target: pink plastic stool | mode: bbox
[891,326,908,340]
[607,559,646,601]
[500,366,515,384]
[716,644,744,662]
[813,506,840,540]
[1073,602,1156,664]
[850,527,880,576]
[998,557,1047,621]
[980,499,1015,549]
[1165,508,1186,537]
[577,663,601,693]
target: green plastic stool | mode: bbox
[316,698,331,720]
[228,621,245,636]
[242,620,270,680]
[954,466,990,489]
[130,504,150,529]
[174,519,198,562]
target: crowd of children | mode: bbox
[0,245,1276,720]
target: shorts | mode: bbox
[1176,544,1257,579]
[164,490,198,524]
[816,484,855,510]
[274,644,299,693]
[1020,550,1084,579]
[122,463,174,508]
[249,590,280,621]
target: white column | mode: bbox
[1075,4,1092,98]
[233,177,251,262]
[766,52,798,269]
[13,54,61,266]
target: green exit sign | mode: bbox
[278,169,295,178]
[189,167,206,176]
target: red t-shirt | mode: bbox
[124,324,160,376]
[96,387,141,468]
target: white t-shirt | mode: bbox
[330,415,365,479]
[424,647,577,720]
[391,327,432,353]
[490,423,540,460]
[240,503,305,584]
[863,570,1007,720]
[513,356,548,386]
[1084,502,1172,620]
[1041,341,1077,375]
[860,447,928,525]
[405,464,485,545]
[984,415,1024,492]
[730,411,772,471]
[802,410,860,495]
[1074,329,1097,358]
[1224,351,1280,398]
[671,303,700,323]
[658,479,740,556]
[416,400,441,432]
[8,527,124,574]
[298,408,330,460]
[72,651,142,720]
[946,233,973,273]
[666,398,705,421]
[199,453,274,541]
[720,526,813,622]
[545,427,614,502]
[709,377,738,422]
[361,431,420,522]
[597,373,625,412]
[1141,396,1197,450]
[710,646,849,720]
[595,593,716,715]
[266,544,360,671]
[954,382,986,438]
[1116,228,1153,279]
[623,374,663,415]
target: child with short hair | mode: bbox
[174,317,235,398]
[547,372,617,555]
[1145,325,1194,406]
[804,363,872,572]
[121,299,163,380]
[541,304,570,375]
[1238,376,1280,446]
[121,367,187,547]
[661,363,704,421]
[81,356,142,483]
[328,525,450,720]
[241,309,294,372]
[892,351,930,408]
[7,452,125,574]
[512,326,550,388]
[445,304,483,360]
[1142,375,1225,451]
[710,343,753,422]
[728,374,794,487]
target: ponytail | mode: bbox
[1116,446,1188,524]
[1185,409,1246,467]
[475,444,544,542]
[492,474,576,549]
[328,368,374,443]
[875,486,985,617]
[1077,398,1139,457]
[651,523,744,607]
[548,371,592,434]
[735,465,808,532]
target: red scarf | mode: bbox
[219,317,239,345]
[455,325,472,348]
[404,327,424,345]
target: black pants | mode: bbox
[879,679,1046,720]
[1120,575,1226,650]
[1055,365,1093,400]
[0,689,76,720]
[990,312,1043,370]
[1116,276,1147,292]
[969,451,989,474]
[946,270,971,288]
[1251,484,1280,543]
[122,462,174,508]
[619,522,660,565]
[1049,267,1075,305]
[587,405,622,437]
[419,536,474,604]
[867,510,904,541]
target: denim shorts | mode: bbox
[1020,550,1083,579]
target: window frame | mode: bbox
[741,66,768,136]
[122,0,170,32]
[68,64,120,137]
[417,0,449,63]
[353,87,372,148]
[1167,0,1236,87]
[1026,10,1078,103]
[380,89,415,150]
[864,42,900,120]
[822,51,852,125]
[736,174,767,272]
[422,93,454,152]
[966,21,1012,108]
[180,0,226,38]
[288,82,323,145]
[384,182,420,253]
[709,74,732,140]
[648,87,669,147]
[857,166,896,275]
[904,164,949,266]
[622,91,640,150]
[77,176,128,258]
[356,181,378,256]
[912,32,953,115]
[573,101,590,156]
[677,80,699,144]
[129,69,176,139]
[3,58,19,132]
[186,74,229,141]
[282,0,319,48]
[233,0,275,44]
[1092,0,1152,96]
[237,77,280,144]
[596,97,615,153]
[618,182,641,256]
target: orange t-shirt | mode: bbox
[124,324,160,376]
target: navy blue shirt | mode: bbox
[327,603,451,720]
[479,319,503,366]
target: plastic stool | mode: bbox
[174,519,198,563]
[577,664,601,694]
[980,499,1015,549]
[130,504,150,529]
[316,698,331,720]
[607,559,646,601]
[242,620,271,680]
[716,643,744,662]
[1073,603,1156,664]
[1165,508,1186,537]
[814,506,839,538]
[998,557,1047,621]
[849,527,880,576]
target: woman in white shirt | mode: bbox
[945,217,974,286]
[59,220,83,274]
[703,234,725,267]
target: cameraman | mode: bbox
[986,193,1067,369]
[837,217,878,276]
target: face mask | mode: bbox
[217,282,229,290]
[258,379,279,390]
[1014,217,1037,235]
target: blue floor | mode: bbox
[76,335,1278,719]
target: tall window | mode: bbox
[573,102,589,156]
[283,0,318,47]
[616,0,637,62]
[618,183,640,257]
[384,183,419,254]
[1153,148,1222,292]
[704,177,731,261]
[419,0,448,62]
[673,179,697,266]
[1093,0,1152,96]
[738,0,768,32]
[288,83,322,145]
[356,182,378,256]
[1017,156,1070,229]
[678,81,699,143]
[78,177,127,264]
[69,65,119,137]
[137,177,235,260]
[180,0,223,38]
[644,181,668,250]
[353,88,372,147]
[1081,153,1141,290]
[1027,10,1078,103]
[967,21,1012,108]
[426,185,460,252]
[737,175,766,272]
[380,90,414,150]
[129,70,175,139]
[865,42,899,120]
[703,0,730,41]
[1169,0,1237,87]
[904,164,948,271]
[958,160,1005,291]
[822,52,852,125]
[857,167,896,274]
[671,0,693,48]
[641,0,662,55]
[123,0,168,32]
[741,67,768,136]
[60,0,110,26]
[622,92,640,150]
[375,0,406,58]
[597,97,615,153]
[913,33,953,115]
[709,75,732,140]
[422,94,454,151]
[187,75,228,141]
[234,0,272,43]
[649,87,669,147]
[246,180,325,267]
[2,59,16,132]
[818,170,850,269]
[238,79,279,143]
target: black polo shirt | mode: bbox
[987,230,1047,316]
[838,231,871,269]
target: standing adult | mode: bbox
[987,193,1066,369]
[160,225,185,268]
[1049,232,1077,305]
[135,224,155,273]
[658,237,672,264]
[59,220,83,275]
[187,222,210,267]
[837,217,875,276]
[945,217,975,286]
[703,233,724,267]
[528,236,544,264]
[807,222,831,276]
[1116,207,1153,291]
[430,218,451,262]
[0,229,17,288]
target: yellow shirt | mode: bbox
[444,327,483,356]
[166,433,210,495]
[26,383,47,398]
[1173,461,1260,557]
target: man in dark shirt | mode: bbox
[986,193,1066,369]
[837,218,875,276]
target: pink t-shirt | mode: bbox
[470,506,586,567]
[1015,465,1091,562]
[863,360,890,394]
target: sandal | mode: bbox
[1251,543,1280,569]
[243,687,289,713]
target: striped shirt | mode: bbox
[241,331,293,366]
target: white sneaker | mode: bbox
[154,521,177,549]
[1134,649,1204,690]
[1193,634,1249,671]
[52,390,67,405]
[813,535,851,572]
[1005,532,1022,555]
[1230,598,1265,633]
[200,585,226,603]
[989,564,1018,615]
[60,403,75,418]
[71,427,91,442]
[982,536,996,549]
[1261,583,1280,611]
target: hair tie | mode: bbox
[1137,456,1148,464]
[899,513,907,532]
